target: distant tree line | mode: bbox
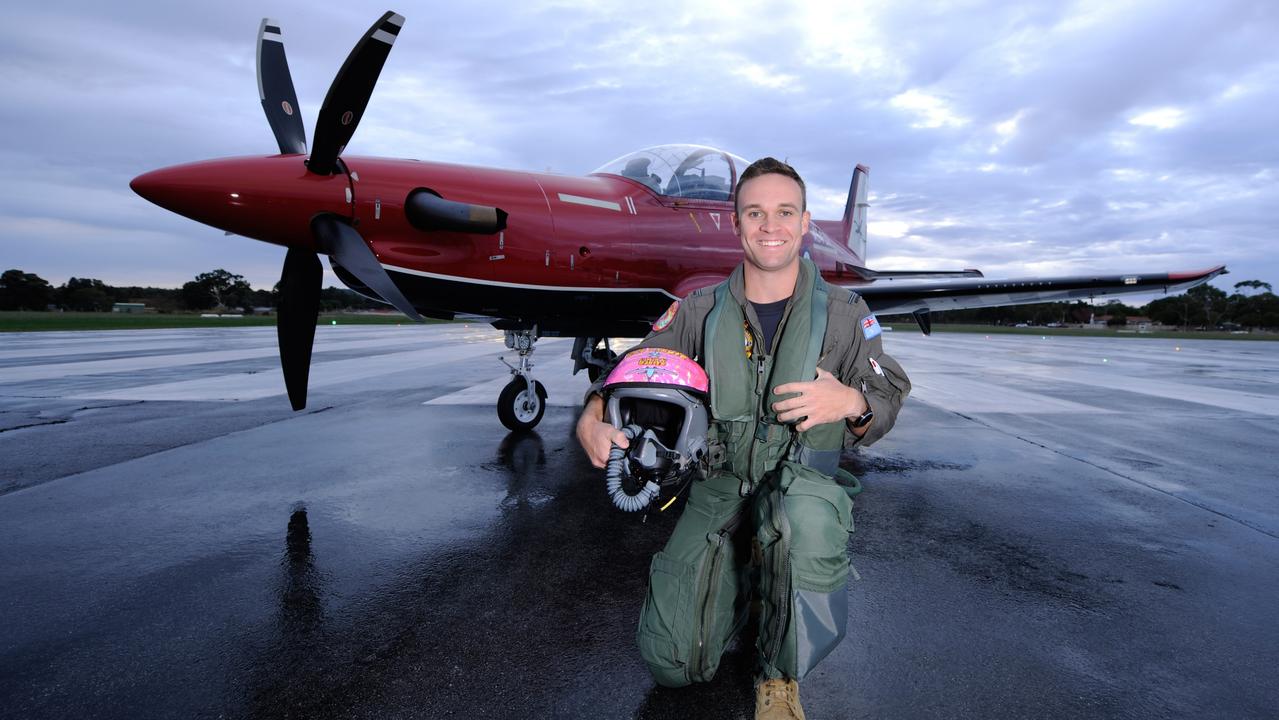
[0,268,384,314]
[880,280,1278,331]
[6,268,1276,330]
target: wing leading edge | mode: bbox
[851,266,1227,317]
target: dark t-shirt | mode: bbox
[750,297,789,354]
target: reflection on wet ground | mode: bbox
[2,329,1277,719]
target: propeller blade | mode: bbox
[308,11,404,175]
[256,19,307,155]
[277,248,322,410]
[312,214,424,322]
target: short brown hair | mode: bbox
[735,157,806,215]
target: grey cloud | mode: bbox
[1,0,1275,292]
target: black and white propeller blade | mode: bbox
[308,11,404,175]
[276,248,322,410]
[257,11,417,411]
[256,19,307,155]
[313,214,424,322]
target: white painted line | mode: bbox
[907,373,1116,415]
[382,264,679,299]
[64,341,504,403]
[0,334,447,384]
[557,193,621,212]
[888,335,1279,416]
[427,344,588,407]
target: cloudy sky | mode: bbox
[2,0,1275,302]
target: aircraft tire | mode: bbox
[498,378,547,431]
[585,348,617,383]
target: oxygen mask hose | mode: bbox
[605,424,662,512]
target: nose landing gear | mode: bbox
[495,331,618,430]
[497,328,547,431]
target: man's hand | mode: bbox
[576,394,629,468]
[772,367,869,433]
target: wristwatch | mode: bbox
[849,407,874,428]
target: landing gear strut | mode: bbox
[498,327,547,431]
[571,336,618,383]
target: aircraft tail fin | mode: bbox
[840,164,870,262]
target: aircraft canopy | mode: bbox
[593,144,750,201]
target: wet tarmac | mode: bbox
[1,326,1277,719]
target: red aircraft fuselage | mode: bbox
[132,151,864,337]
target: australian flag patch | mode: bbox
[861,314,882,340]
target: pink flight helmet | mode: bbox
[601,348,710,512]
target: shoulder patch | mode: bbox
[652,300,680,332]
[861,314,882,340]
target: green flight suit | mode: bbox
[589,258,910,686]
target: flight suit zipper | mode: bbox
[741,293,796,494]
[766,484,792,668]
[690,509,744,680]
[745,351,768,496]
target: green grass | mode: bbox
[0,311,451,332]
[881,322,1277,341]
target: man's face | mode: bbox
[732,173,811,275]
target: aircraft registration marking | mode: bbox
[558,193,621,212]
[709,212,721,230]
[689,212,702,232]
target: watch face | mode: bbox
[852,409,874,428]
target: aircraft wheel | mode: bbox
[498,378,547,431]
[585,348,617,384]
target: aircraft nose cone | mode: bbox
[128,158,270,234]
[129,155,343,250]
[129,168,169,206]
[130,162,218,219]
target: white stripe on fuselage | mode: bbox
[557,193,622,212]
[381,264,678,299]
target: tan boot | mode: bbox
[755,677,805,720]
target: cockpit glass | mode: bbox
[593,145,749,201]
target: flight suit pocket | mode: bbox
[637,552,695,686]
[781,463,853,593]
[778,463,853,678]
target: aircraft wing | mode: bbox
[850,266,1227,316]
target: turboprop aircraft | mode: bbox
[130,11,1226,431]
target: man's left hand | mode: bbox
[773,368,867,432]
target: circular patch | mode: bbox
[281,100,294,116]
[652,300,680,332]
[341,111,354,126]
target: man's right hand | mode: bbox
[576,394,629,469]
